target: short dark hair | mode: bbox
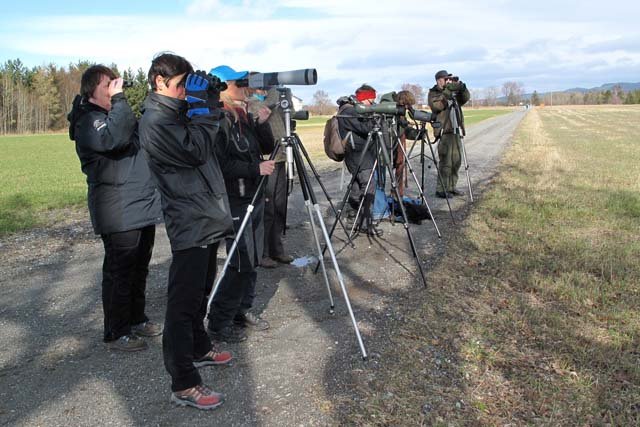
[356,84,376,93]
[148,52,193,91]
[81,65,116,100]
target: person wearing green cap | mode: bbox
[428,70,470,198]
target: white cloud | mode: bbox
[1,0,639,102]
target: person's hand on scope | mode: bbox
[255,106,271,124]
[259,159,276,175]
[108,78,124,97]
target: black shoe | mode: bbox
[449,189,464,196]
[207,325,247,343]
[435,191,450,199]
[359,224,383,237]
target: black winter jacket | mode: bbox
[139,93,233,252]
[337,104,374,152]
[216,108,274,205]
[68,93,162,235]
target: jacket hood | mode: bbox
[67,95,108,141]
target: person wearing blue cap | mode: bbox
[206,65,276,343]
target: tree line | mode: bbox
[308,81,640,113]
[3,57,640,135]
[0,59,148,135]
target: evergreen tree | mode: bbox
[531,90,540,106]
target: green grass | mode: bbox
[0,133,85,235]
[463,108,514,125]
[0,108,513,236]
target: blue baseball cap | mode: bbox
[209,65,248,82]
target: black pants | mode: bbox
[163,243,219,392]
[264,162,287,258]
[208,199,263,331]
[100,225,155,342]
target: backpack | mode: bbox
[323,105,351,162]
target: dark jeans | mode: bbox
[208,199,263,331]
[100,225,155,342]
[264,162,287,258]
[163,243,219,392]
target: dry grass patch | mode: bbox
[332,105,640,425]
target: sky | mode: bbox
[1,0,639,104]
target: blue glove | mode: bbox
[186,71,212,118]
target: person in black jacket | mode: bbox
[67,64,163,352]
[205,65,275,343]
[139,53,234,411]
[338,84,380,235]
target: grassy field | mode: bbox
[342,105,640,425]
[0,108,511,236]
[0,133,85,234]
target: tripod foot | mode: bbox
[328,306,335,315]
[362,356,368,362]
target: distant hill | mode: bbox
[563,82,640,93]
[518,82,640,101]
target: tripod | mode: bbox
[406,120,455,222]
[448,96,474,202]
[327,113,431,287]
[206,90,368,360]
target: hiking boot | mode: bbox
[435,191,451,199]
[208,325,247,343]
[271,254,294,264]
[260,257,278,269]
[193,346,233,367]
[131,320,163,337]
[106,334,148,352]
[171,384,224,410]
[449,189,464,196]
[234,312,270,331]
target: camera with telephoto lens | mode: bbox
[123,79,134,88]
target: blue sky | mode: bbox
[1,0,639,103]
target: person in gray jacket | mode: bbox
[68,64,163,352]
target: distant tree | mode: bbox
[400,83,425,105]
[123,68,148,118]
[502,81,524,106]
[32,65,62,132]
[531,90,540,106]
[485,86,498,106]
[308,90,333,115]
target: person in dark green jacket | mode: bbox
[428,70,470,198]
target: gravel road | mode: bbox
[0,109,526,426]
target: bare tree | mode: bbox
[400,83,425,105]
[308,90,333,115]
[485,86,498,106]
[502,81,524,106]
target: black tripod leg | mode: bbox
[294,133,353,247]
[396,140,442,238]
[427,134,456,223]
[377,135,428,288]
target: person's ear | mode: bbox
[155,75,165,90]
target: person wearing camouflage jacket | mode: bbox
[428,70,470,198]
